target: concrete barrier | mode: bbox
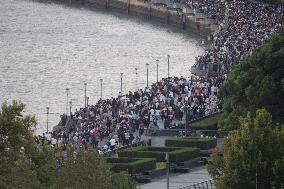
[39,0,215,37]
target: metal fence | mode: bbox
[179,179,215,189]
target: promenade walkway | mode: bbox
[138,166,212,189]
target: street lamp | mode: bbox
[156,59,159,82]
[185,100,189,136]
[166,153,170,189]
[66,88,69,115]
[69,101,72,117]
[167,54,170,78]
[135,67,138,91]
[120,73,123,95]
[84,83,87,108]
[100,79,103,99]
[46,107,50,133]
[146,63,149,87]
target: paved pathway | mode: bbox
[137,166,212,189]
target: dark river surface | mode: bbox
[0,0,205,134]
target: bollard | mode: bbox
[182,13,186,30]
[148,0,151,19]
[167,8,170,24]
[127,0,130,15]
[205,181,209,188]
[209,180,213,188]
[147,138,151,146]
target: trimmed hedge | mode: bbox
[106,157,156,174]
[118,146,200,163]
[165,137,217,150]
[190,113,223,130]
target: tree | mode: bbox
[56,148,135,189]
[0,101,37,152]
[0,101,42,188]
[207,109,284,189]
[0,101,136,189]
[219,28,284,130]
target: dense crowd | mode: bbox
[185,0,226,25]
[189,0,284,72]
[40,0,284,153]
[39,75,224,152]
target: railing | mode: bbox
[179,179,215,189]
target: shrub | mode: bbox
[118,147,199,163]
[165,137,217,150]
[156,162,166,169]
[190,113,223,130]
[106,157,156,174]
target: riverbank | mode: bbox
[34,0,214,38]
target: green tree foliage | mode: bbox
[0,101,41,188]
[0,101,135,189]
[219,29,284,130]
[57,148,135,189]
[207,109,284,189]
[0,153,40,189]
[0,101,37,152]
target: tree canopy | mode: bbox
[207,109,284,189]
[0,101,135,189]
[219,28,284,130]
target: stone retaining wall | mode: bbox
[40,0,214,37]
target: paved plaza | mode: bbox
[138,166,212,189]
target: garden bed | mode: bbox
[106,157,156,174]
[165,137,217,150]
[190,113,223,130]
[118,146,199,163]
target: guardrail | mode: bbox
[179,179,215,189]
[146,127,230,138]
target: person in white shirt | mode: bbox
[109,138,116,150]
[46,132,51,145]
[51,137,57,147]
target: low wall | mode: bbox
[40,0,213,37]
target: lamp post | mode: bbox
[100,79,103,99]
[84,83,87,108]
[146,63,149,87]
[167,54,170,78]
[69,101,72,117]
[46,107,50,133]
[120,73,123,95]
[135,67,138,91]
[166,153,170,189]
[87,97,89,107]
[185,100,189,136]
[156,59,159,83]
[66,88,69,115]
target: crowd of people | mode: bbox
[189,0,284,72]
[39,75,224,153]
[185,0,227,25]
[39,0,284,154]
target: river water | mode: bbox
[0,0,204,134]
